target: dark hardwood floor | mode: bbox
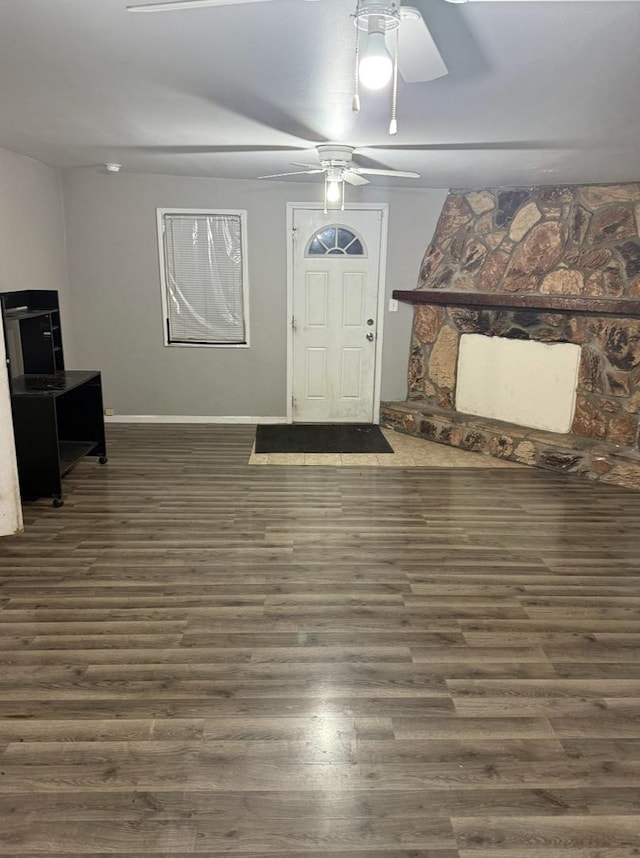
[1,423,640,856]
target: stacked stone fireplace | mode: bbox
[381,182,640,490]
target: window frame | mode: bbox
[156,207,251,349]
[305,224,367,257]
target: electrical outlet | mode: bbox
[104,408,114,417]
[388,298,398,312]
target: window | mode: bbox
[306,226,365,256]
[157,208,249,347]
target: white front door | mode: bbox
[290,207,385,423]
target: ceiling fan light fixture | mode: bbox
[359,31,393,90]
[326,179,342,203]
[324,167,345,212]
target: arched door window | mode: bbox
[306,226,365,257]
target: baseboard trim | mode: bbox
[105,415,287,425]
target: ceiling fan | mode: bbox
[257,144,419,208]
[126,0,449,94]
[126,0,636,9]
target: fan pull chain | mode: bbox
[352,22,361,113]
[389,27,399,135]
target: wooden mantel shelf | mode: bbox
[392,289,640,319]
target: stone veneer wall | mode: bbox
[382,182,640,489]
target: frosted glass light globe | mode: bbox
[326,180,341,203]
[359,33,393,90]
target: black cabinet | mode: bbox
[1,290,64,377]
[1,291,107,506]
[10,372,107,506]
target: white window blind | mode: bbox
[159,210,249,346]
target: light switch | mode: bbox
[388,298,398,312]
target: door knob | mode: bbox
[366,332,374,342]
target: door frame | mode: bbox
[285,202,389,425]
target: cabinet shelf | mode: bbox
[4,309,51,321]
[59,441,99,476]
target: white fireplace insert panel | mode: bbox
[455,334,581,433]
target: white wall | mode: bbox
[0,146,70,533]
[0,148,73,359]
[62,168,445,418]
[382,187,447,400]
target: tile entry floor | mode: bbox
[249,427,523,468]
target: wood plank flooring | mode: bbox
[1,422,640,856]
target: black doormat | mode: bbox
[255,423,393,454]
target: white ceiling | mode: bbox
[0,0,639,188]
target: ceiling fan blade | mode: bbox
[370,141,573,151]
[290,162,326,170]
[127,0,275,12]
[353,167,420,178]
[257,169,324,178]
[385,7,448,84]
[443,0,638,3]
[118,145,314,155]
[343,171,369,186]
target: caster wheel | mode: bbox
[99,456,108,465]
[52,497,64,508]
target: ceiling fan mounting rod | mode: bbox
[354,0,400,32]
